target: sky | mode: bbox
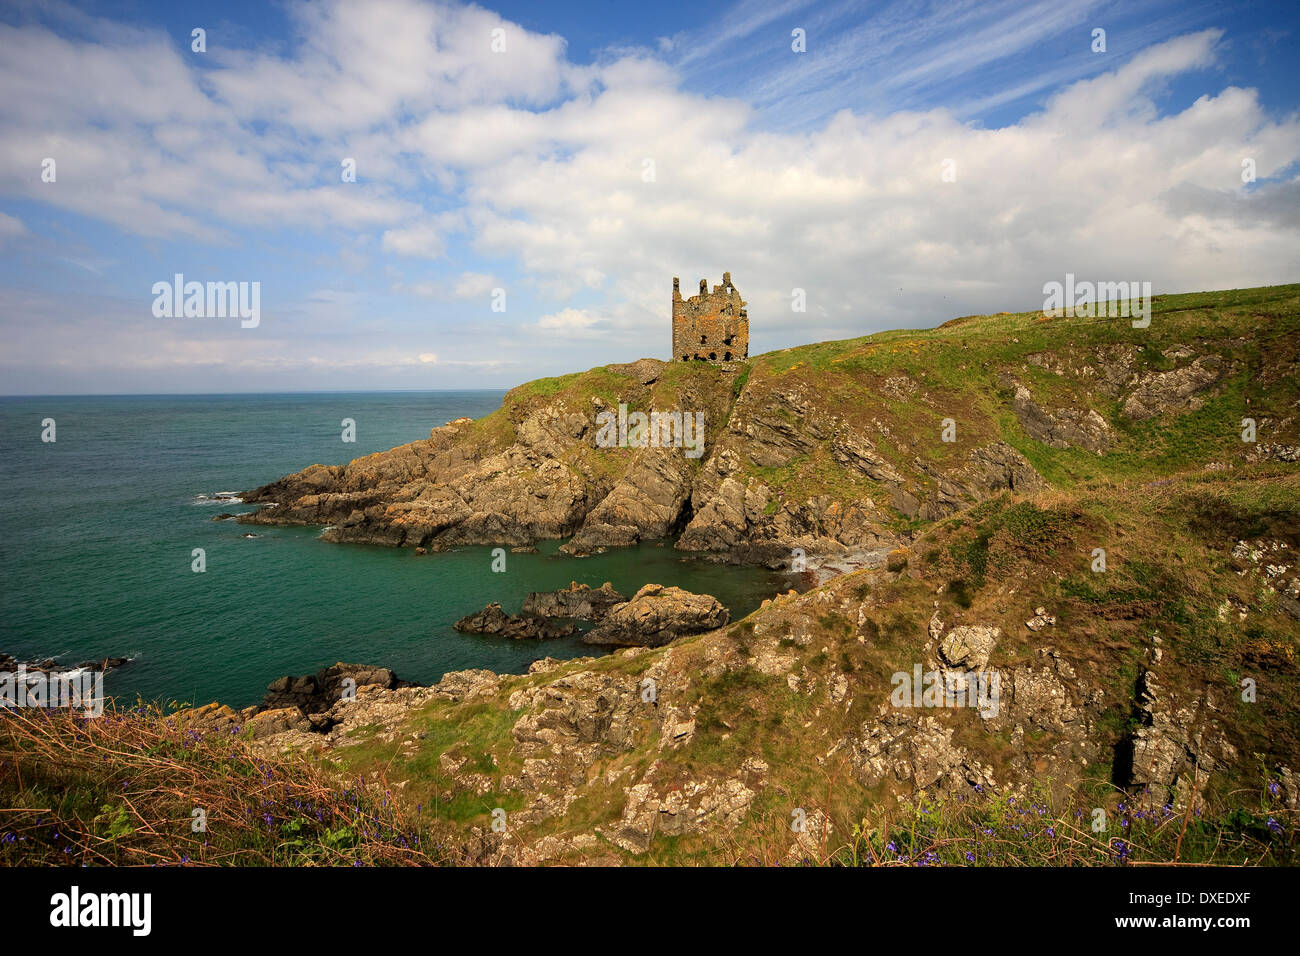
[0,0,1297,394]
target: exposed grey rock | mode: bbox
[522,581,626,620]
[1006,664,1078,734]
[831,428,904,482]
[583,584,729,647]
[453,603,577,639]
[938,625,999,669]
[603,776,756,854]
[848,712,993,791]
[262,663,409,714]
[1025,607,1057,631]
[1012,384,1111,453]
[0,653,131,675]
[561,448,696,553]
[1125,667,1238,808]
[429,668,502,702]
[244,705,313,739]
[915,442,1047,519]
[1248,443,1300,463]
[1121,355,1226,420]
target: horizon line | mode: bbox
[0,388,511,399]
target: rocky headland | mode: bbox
[190,284,1300,863]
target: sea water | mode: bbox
[0,393,789,707]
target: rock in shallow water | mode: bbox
[583,583,729,647]
[454,603,578,639]
[522,581,626,620]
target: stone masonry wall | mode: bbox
[672,272,749,363]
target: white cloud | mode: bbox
[0,211,25,241]
[452,272,496,298]
[438,27,1300,347]
[381,223,444,258]
[537,307,601,333]
[206,0,572,133]
[1,1,1298,391]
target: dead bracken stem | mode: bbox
[0,702,452,866]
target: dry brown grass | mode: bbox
[0,701,458,866]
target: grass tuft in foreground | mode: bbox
[0,702,461,866]
[729,777,1297,867]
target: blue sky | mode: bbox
[0,0,1297,394]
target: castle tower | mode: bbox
[672,272,748,363]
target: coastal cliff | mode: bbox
[225,463,1300,864]
[220,285,1300,863]
[11,285,1294,867]
[238,286,1300,575]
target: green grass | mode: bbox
[820,776,1297,866]
[740,283,1300,504]
[0,702,449,866]
[8,284,1299,867]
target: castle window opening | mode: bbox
[672,271,749,365]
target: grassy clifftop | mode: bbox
[6,284,1298,866]
[237,283,1300,562]
[726,283,1299,511]
[228,284,1300,864]
[309,464,1299,864]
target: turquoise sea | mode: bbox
[0,393,790,708]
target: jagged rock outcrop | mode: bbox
[453,603,577,639]
[0,653,132,675]
[560,448,696,554]
[603,773,758,854]
[173,663,416,741]
[261,663,410,714]
[910,443,1047,519]
[1012,384,1111,453]
[938,625,999,669]
[1248,442,1300,463]
[522,582,626,620]
[239,415,594,549]
[583,584,730,647]
[1121,355,1227,420]
[1124,641,1239,808]
[244,706,314,740]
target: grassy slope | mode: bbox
[738,283,1300,507]
[316,285,1300,863]
[482,359,741,489]
[323,467,1299,864]
[5,284,1298,865]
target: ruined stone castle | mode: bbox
[672,272,748,363]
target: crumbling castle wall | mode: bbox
[672,272,748,363]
